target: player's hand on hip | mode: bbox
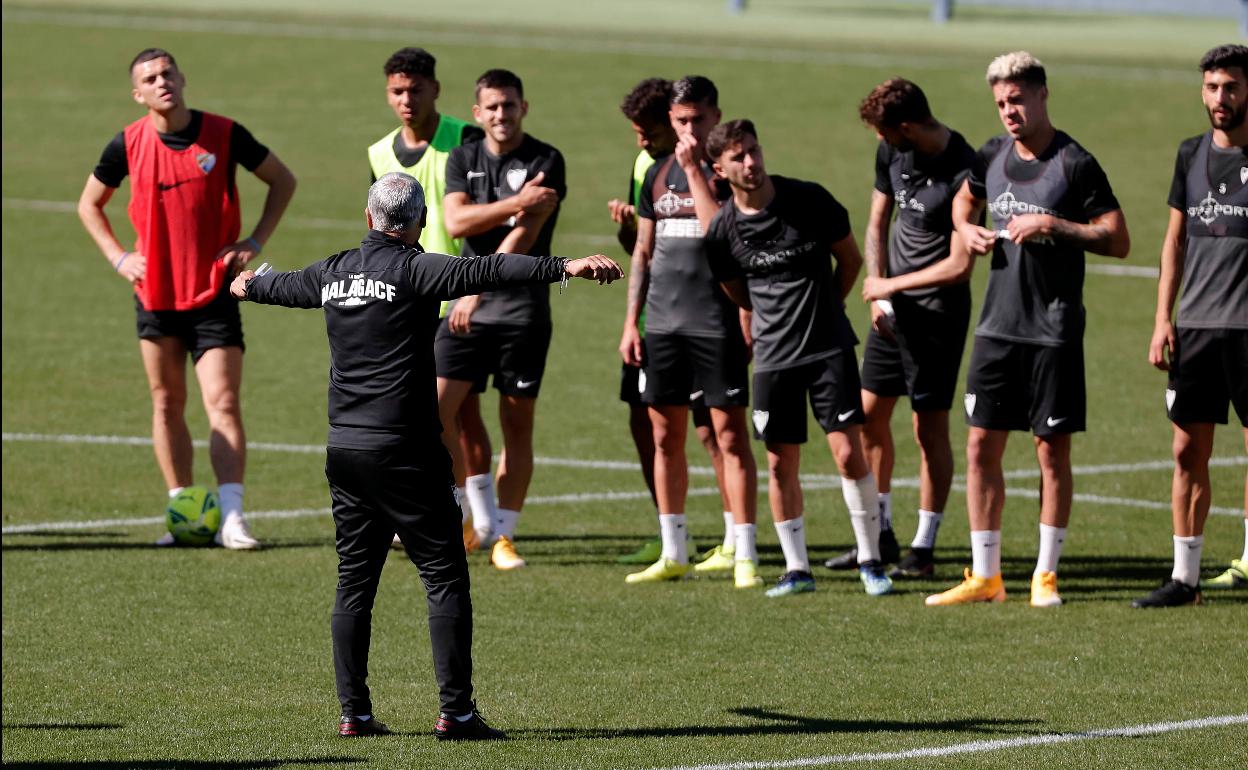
[862,276,893,302]
[619,325,643,367]
[1148,319,1175,371]
[959,223,996,256]
[230,270,255,299]
[1006,214,1053,245]
[448,294,480,335]
[216,239,260,274]
[116,251,146,284]
[565,254,624,285]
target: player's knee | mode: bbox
[966,432,996,468]
[149,386,187,418]
[204,387,242,423]
[1172,435,1210,470]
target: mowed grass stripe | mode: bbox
[0,6,1197,81]
[647,713,1248,770]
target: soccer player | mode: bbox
[231,172,621,739]
[704,119,892,597]
[608,77,737,567]
[367,47,483,552]
[928,52,1130,608]
[825,79,977,579]
[77,48,296,550]
[437,69,565,570]
[619,76,760,586]
[1133,44,1248,608]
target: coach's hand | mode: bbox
[565,254,624,285]
[1148,318,1175,371]
[959,223,996,256]
[449,294,481,335]
[230,270,255,300]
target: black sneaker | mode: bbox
[824,547,858,570]
[879,528,901,564]
[434,705,506,741]
[1131,579,1202,609]
[338,715,392,738]
[890,547,935,578]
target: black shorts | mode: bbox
[860,295,970,412]
[434,321,552,398]
[135,283,244,363]
[1167,327,1248,427]
[642,332,749,409]
[752,351,864,444]
[964,336,1085,435]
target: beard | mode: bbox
[1208,101,1247,131]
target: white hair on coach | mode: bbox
[367,172,426,232]
[985,51,1047,86]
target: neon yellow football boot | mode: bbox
[625,558,690,584]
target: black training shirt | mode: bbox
[243,231,567,450]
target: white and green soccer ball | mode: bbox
[165,486,221,545]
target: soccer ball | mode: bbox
[165,486,222,545]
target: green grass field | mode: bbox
[2,1,1246,768]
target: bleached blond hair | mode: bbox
[986,51,1046,87]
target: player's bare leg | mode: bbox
[926,426,1009,605]
[436,377,482,551]
[1030,433,1072,606]
[491,394,536,568]
[1171,423,1215,538]
[826,425,890,595]
[625,404,692,583]
[193,345,256,549]
[691,406,736,571]
[629,405,658,508]
[140,337,193,491]
[861,391,897,497]
[709,406,757,527]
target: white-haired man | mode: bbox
[231,172,621,739]
[928,51,1130,608]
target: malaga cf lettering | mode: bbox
[322,275,397,306]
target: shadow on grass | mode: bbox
[0,540,332,553]
[2,723,122,731]
[2,761,362,769]
[506,707,1042,741]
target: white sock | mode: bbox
[494,508,520,540]
[970,530,1001,578]
[659,513,688,564]
[465,474,498,535]
[1172,534,1203,587]
[733,523,758,563]
[1034,523,1066,575]
[842,474,881,563]
[722,512,735,550]
[878,492,893,530]
[912,509,943,549]
[167,487,185,498]
[1241,518,1248,563]
[773,517,810,572]
[218,482,244,525]
[455,486,470,524]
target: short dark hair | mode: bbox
[384,47,437,80]
[620,78,673,126]
[706,119,757,160]
[475,68,524,100]
[129,48,177,75]
[858,78,932,129]
[671,75,718,108]
[1200,44,1248,74]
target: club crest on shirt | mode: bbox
[196,152,216,175]
[505,167,528,192]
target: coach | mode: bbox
[230,172,621,739]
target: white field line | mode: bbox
[645,713,1248,770]
[4,432,1244,532]
[0,8,1193,82]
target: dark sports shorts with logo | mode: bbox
[752,350,864,444]
[964,335,1085,435]
[619,360,712,423]
[135,283,244,363]
[1166,326,1248,427]
[642,332,749,409]
[860,294,970,412]
[434,320,552,398]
